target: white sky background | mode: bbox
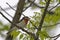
[0,0,60,40]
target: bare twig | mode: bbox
[49,3,60,11]
[46,3,60,15]
[0,5,16,11]
[30,20,38,29]
[0,6,13,18]
[54,36,59,40]
[6,3,15,11]
[50,34,60,38]
[23,0,35,11]
[28,0,45,8]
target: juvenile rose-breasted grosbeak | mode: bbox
[8,16,30,32]
[17,16,30,28]
[6,16,30,40]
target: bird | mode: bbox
[17,16,30,28]
[6,16,30,40]
[8,16,30,33]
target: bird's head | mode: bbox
[22,16,30,24]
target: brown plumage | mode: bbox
[17,16,30,28]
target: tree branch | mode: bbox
[35,0,51,40]
[6,2,15,11]
[28,0,45,8]
[23,0,35,11]
[39,0,51,32]
[49,3,60,11]
[0,6,13,18]
[6,0,25,40]
[50,34,60,38]
[10,0,25,31]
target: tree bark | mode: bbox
[6,0,25,40]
